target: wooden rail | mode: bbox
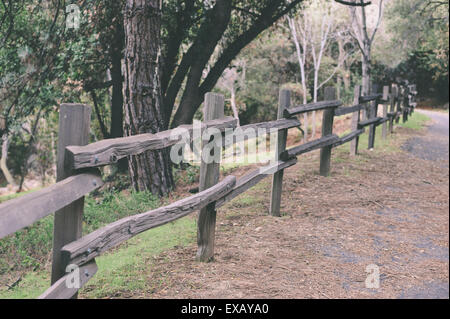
[67,117,238,170]
[332,129,365,148]
[62,176,236,266]
[359,94,382,103]
[0,171,103,238]
[215,159,298,209]
[335,104,364,116]
[358,117,383,128]
[284,100,342,117]
[240,118,301,132]
[0,82,417,299]
[281,135,340,161]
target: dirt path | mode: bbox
[402,110,449,164]
[113,114,448,299]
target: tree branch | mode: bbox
[90,90,110,139]
[334,0,371,6]
[369,0,384,45]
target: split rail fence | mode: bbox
[0,82,417,298]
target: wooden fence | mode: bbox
[0,82,417,299]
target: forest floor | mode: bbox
[1,110,448,299]
[86,110,448,299]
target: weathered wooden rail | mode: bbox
[0,82,416,299]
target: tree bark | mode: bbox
[288,15,309,141]
[110,39,124,140]
[361,47,371,96]
[230,85,240,126]
[347,0,384,97]
[110,30,127,171]
[1,133,17,188]
[123,0,174,196]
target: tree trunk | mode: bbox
[361,47,371,96]
[1,134,17,188]
[337,76,342,100]
[288,16,309,142]
[168,1,232,128]
[110,33,127,171]
[230,85,240,126]
[123,0,174,196]
[343,67,350,91]
[110,45,124,140]
[312,68,319,139]
[361,47,371,120]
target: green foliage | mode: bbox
[234,29,298,124]
[0,214,53,274]
[398,111,431,131]
[0,215,197,299]
[0,1,75,132]
[383,0,449,102]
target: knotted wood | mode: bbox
[62,176,236,266]
[335,104,364,117]
[281,135,340,161]
[215,159,298,209]
[67,117,237,169]
[332,129,365,148]
[284,100,342,117]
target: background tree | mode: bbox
[0,0,69,188]
[161,0,305,129]
[287,12,310,141]
[124,0,306,194]
[217,59,247,126]
[343,0,384,96]
[382,0,449,102]
[1,0,447,195]
[286,0,357,139]
[122,0,174,195]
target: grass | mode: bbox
[0,111,431,299]
[398,112,431,130]
[0,216,197,299]
[0,187,165,298]
[329,111,431,171]
[0,189,163,275]
[81,216,196,298]
[0,180,263,299]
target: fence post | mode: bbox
[410,84,417,114]
[389,85,397,134]
[319,87,336,176]
[269,89,290,217]
[196,93,224,262]
[381,86,389,140]
[367,85,379,150]
[408,85,414,115]
[51,104,91,291]
[406,85,412,120]
[350,85,362,156]
[396,86,402,124]
[403,85,410,122]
